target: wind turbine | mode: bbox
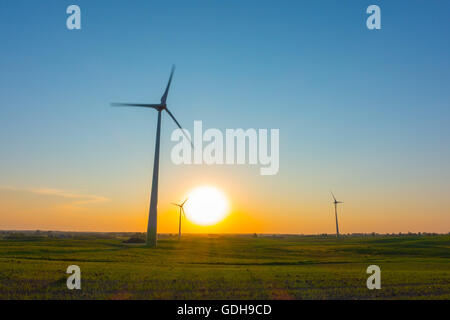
[331,192,343,238]
[111,65,192,247]
[172,198,188,241]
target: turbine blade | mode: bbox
[331,191,337,202]
[111,103,161,110]
[161,65,175,104]
[181,198,188,206]
[171,202,181,207]
[165,108,194,149]
[182,208,186,218]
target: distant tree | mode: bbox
[123,237,145,244]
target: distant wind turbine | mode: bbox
[331,192,343,238]
[172,198,188,241]
[111,66,192,247]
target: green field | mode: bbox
[0,234,449,300]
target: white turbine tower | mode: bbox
[112,66,192,247]
[172,198,188,241]
[331,192,343,238]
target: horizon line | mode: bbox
[1,230,448,236]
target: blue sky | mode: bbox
[0,0,449,233]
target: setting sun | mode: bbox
[183,186,229,226]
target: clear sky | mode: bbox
[0,0,449,234]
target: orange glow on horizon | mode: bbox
[1,182,449,234]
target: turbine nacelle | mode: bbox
[172,198,188,210]
[111,65,193,148]
[331,191,343,204]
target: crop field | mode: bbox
[0,234,449,300]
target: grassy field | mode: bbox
[0,234,449,300]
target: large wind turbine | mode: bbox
[331,192,343,238]
[172,198,188,241]
[111,66,192,247]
